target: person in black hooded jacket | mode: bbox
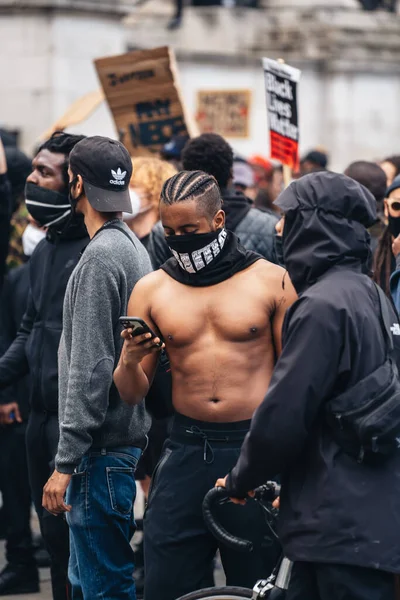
[0,136,14,290]
[0,132,88,600]
[217,171,400,600]
[149,133,278,268]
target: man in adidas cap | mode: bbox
[67,135,134,215]
[42,136,153,599]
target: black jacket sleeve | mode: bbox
[0,173,12,289]
[0,275,19,404]
[0,288,35,388]
[225,296,343,497]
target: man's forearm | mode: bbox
[0,337,29,389]
[114,360,150,405]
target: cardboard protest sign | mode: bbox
[196,90,251,138]
[94,47,196,157]
[263,58,301,171]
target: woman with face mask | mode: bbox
[373,176,400,297]
[386,176,400,312]
[123,157,177,254]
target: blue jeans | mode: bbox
[66,446,142,600]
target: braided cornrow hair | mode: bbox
[161,170,222,218]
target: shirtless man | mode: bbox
[114,170,297,600]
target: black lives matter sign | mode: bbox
[263,58,301,170]
[95,47,196,157]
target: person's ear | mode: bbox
[75,174,84,197]
[384,198,389,218]
[214,209,225,230]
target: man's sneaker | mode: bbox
[0,564,40,596]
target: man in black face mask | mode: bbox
[0,132,88,600]
[114,170,297,600]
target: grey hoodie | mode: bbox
[55,221,152,474]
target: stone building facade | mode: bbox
[1,0,399,169]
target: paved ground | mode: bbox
[0,512,52,599]
[0,488,225,599]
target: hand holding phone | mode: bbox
[119,316,164,367]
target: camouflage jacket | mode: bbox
[7,203,29,271]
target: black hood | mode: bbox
[47,213,88,243]
[221,188,252,231]
[275,171,376,294]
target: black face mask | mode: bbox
[25,182,71,228]
[274,233,285,267]
[68,177,81,215]
[162,229,262,287]
[167,229,227,274]
[388,214,400,238]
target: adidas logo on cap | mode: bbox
[110,168,127,186]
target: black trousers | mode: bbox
[144,413,280,600]
[26,411,70,600]
[0,421,35,567]
[287,562,396,600]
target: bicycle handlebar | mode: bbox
[202,482,280,553]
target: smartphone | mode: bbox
[119,316,163,348]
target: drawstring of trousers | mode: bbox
[185,426,217,464]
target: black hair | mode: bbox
[345,161,387,205]
[302,150,328,169]
[161,170,222,219]
[182,134,233,190]
[373,225,393,296]
[38,131,86,190]
[382,155,400,177]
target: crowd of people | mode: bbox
[0,127,399,600]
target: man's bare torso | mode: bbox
[146,260,289,422]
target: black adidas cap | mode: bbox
[69,136,133,213]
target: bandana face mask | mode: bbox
[167,228,227,274]
[25,182,71,228]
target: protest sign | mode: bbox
[94,47,196,157]
[196,90,251,138]
[263,58,301,171]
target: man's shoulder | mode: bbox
[246,258,285,283]
[238,207,278,231]
[91,224,137,249]
[292,276,359,322]
[133,269,169,293]
[235,208,278,261]
[87,226,150,263]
